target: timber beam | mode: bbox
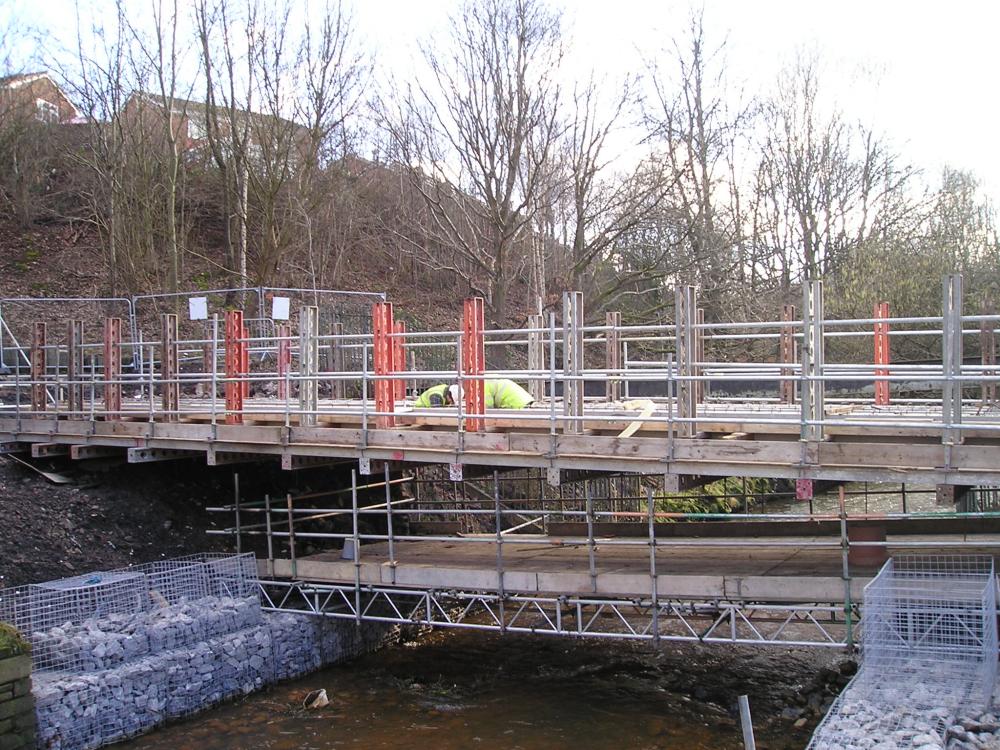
[70,444,123,460]
[281,454,351,471]
[206,448,269,467]
[127,447,201,464]
[30,443,69,459]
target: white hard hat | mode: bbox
[448,384,461,404]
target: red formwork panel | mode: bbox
[225,310,244,425]
[462,297,485,432]
[103,317,122,420]
[372,302,396,428]
[874,302,890,406]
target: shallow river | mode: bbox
[765,482,940,516]
[121,630,825,750]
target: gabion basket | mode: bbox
[808,555,998,750]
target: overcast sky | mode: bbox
[7,0,1000,202]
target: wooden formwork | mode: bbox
[103,317,121,420]
[462,297,485,432]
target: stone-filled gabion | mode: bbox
[266,613,323,682]
[33,596,272,750]
[30,596,261,675]
[4,555,398,750]
[30,593,396,750]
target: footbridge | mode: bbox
[2,276,1000,648]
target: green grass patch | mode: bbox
[0,621,29,658]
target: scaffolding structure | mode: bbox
[1,276,999,484]
[4,277,1000,654]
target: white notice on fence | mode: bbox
[188,296,208,320]
[271,296,291,320]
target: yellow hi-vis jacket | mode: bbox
[413,380,534,409]
[484,379,534,409]
[413,384,450,408]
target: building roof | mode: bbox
[0,71,82,120]
[132,91,305,133]
[0,72,49,89]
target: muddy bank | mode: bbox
[0,456,338,587]
[122,629,853,750]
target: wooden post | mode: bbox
[605,311,622,402]
[103,317,122,420]
[527,313,545,402]
[241,323,250,400]
[800,282,825,443]
[675,286,697,437]
[393,320,407,401]
[372,302,395,428]
[299,305,320,427]
[331,318,345,400]
[66,320,83,418]
[224,310,244,425]
[160,313,179,422]
[981,301,996,405]
[463,297,486,432]
[198,330,213,398]
[562,291,584,434]
[873,302,890,406]
[779,305,796,404]
[942,275,964,445]
[30,322,47,413]
[276,322,291,401]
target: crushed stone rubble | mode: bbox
[808,666,1000,750]
[30,596,392,750]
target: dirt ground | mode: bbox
[0,455,236,587]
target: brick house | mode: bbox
[0,72,80,124]
[123,91,312,164]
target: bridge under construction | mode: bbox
[2,275,999,649]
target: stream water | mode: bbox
[121,630,830,750]
[765,482,940,516]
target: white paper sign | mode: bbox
[271,296,291,320]
[188,296,208,320]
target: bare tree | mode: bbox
[559,76,674,312]
[754,52,918,293]
[196,0,366,300]
[381,0,564,334]
[644,10,750,317]
[129,0,195,293]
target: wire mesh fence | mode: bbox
[808,555,998,750]
[0,552,257,674]
[861,555,997,706]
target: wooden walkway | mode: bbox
[263,533,1000,602]
[3,396,1000,484]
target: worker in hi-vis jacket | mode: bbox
[413,380,534,409]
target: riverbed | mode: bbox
[121,629,841,750]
